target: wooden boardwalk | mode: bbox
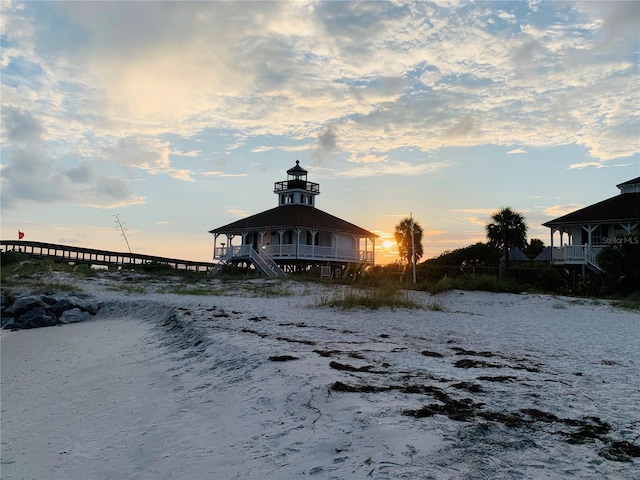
[1,240,217,273]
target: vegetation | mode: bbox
[525,238,545,259]
[3,240,638,306]
[597,235,640,295]
[0,251,88,291]
[311,282,423,310]
[486,207,528,268]
[611,292,640,311]
[421,242,502,275]
[394,217,424,265]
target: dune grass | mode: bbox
[1,252,86,292]
[311,281,425,311]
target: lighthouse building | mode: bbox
[208,161,377,277]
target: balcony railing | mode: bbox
[273,180,320,193]
[214,243,373,264]
[551,245,606,269]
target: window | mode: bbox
[592,225,606,245]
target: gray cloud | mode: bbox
[312,125,339,165]
[595,1,640,42]
[63,162,94,183]
[0,149,71,209]
[445,115,476,138]
[511,40,541,67]
[94,176,133,199]
[3,107,44,144]
[0,107,144,210]
[0,108,70,208]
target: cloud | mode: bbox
[63,162,94,183]
[444,115,475,138]
[172,149,200,158]
[2,107,44,143]
[337,160,449,178]
[568,161,606,170]
[1,0,637,211]
[346,153,388,164]
[0,107,146,210]
[451,208,495,215]
[105,136,195,181]
[201,171,248,178]
[507,148,527,155]
[543,203,584,218]
[1,108,70,208]
[312,125,339,165]
[251,146,275,153]
[226,208,248,217]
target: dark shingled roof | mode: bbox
[287,160,307,176]
[209,204,377,237]
[617,177,640,188]
[542,192,640,227]
[500,247,531,262]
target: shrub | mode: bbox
[598,236,640,295]
[451,274,521,293]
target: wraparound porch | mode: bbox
[214,243,374,264]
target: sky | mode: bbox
[1,0,639,265]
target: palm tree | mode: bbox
[485,207,527,268]
[525,238,545,259]
[394,216,424,266]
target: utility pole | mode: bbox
[410,212,416,284]
[114,214,132,254]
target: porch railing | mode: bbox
[250,248,286,278]
[551,245,606,269]
[214,244,373,264]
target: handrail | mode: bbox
[249,248,286,278]
[550,244,605,271]
[585,246,604,271]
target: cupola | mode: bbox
[273,160,320,207]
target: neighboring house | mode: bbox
[542,177,640,273]
[500,246,531,266]
[209,161,377,277]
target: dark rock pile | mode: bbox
[1,292,101,330]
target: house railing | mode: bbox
[551,245,606,269]
[250,247,286,278]
[214,243,373,264]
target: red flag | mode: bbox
[18,230,25,239]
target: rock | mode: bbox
[4,296,49,318]
[71,297,99,315]
[1,316,15,328]
[41,296,58,306]
[2,292,100,330]
[59,308,93,324]
[50,299,78,318]
[17,308,57,329]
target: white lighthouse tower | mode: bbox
[274,160,320,207]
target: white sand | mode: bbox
[1,274,639,479]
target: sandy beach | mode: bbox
[1,273,639,479]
